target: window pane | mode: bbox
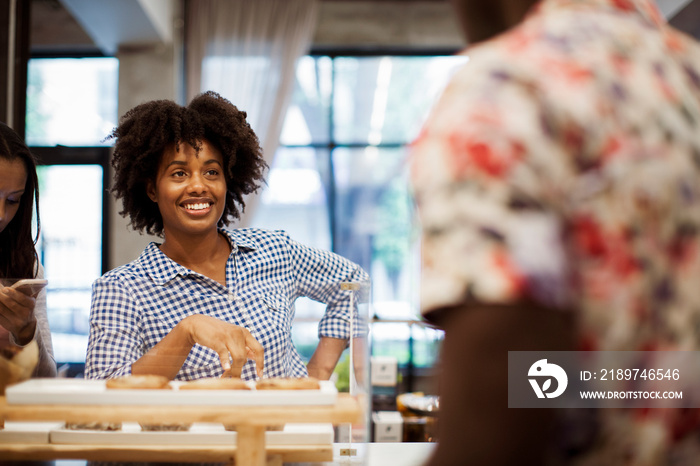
[250,146,331,251]
[371,323,443,369]
[411,324,443,369]
[291,320,320,363]
[280,56,332,145]
[332,146,420,317]
[370,322,412,366]
[26,58,119,147]
[37,165,103,363]
[333,56,467,145]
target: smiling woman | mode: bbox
[85,91,369,384]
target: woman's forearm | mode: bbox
[32,327,57,377]
[131,318,194,379]
[307,336,348,380]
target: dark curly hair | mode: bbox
[0,122,40,279]
[108,91,268,236]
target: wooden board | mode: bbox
[0,443,333,463]
[49,422,334,446]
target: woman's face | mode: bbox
[147,140,227,239]
[0,158,27,234]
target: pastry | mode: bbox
[255,376,321,390]
[179,377,251,390]
[105,374,171,390]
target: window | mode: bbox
[250,55,468,381]
[26,58,118,147]
[26,57,118,366]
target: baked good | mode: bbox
[179,377,251,390]
[140,422,191,432]
[105,374,171,390]
[255,377,321,390]
[65,421,122,431]
[223,424,284,432]
[180,377,253,432]
[104,375,176,430]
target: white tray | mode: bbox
[0,421,64,444]
[49,422,334,446]
[6,378,337,406]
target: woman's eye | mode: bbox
[205,169,220,177]
[172,170,186,178]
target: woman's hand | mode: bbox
[181,314,265,378]
[0,286,37,346]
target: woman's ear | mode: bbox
[146,181,157,203]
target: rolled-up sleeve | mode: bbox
[285,234,369,340]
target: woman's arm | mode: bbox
[131,314,264,379]
[31,265,57,377]
[87,277,264,380]
[31,284,57,377]
[285,233,369,379]
[0,283,57,377]
[306,336,347,380]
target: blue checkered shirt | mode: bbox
[85,228,369,381]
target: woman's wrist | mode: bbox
[177,315,197,347]
[12,319,37,347]
[306,362,333,380]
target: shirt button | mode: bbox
[228,292,236,302]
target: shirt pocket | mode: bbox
[259,294,292,334]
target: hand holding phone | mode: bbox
[10,279,48,297]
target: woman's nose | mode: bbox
[187,172,206,193]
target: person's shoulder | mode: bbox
[95,263,139,285]
[225,227,292,245]
[93,248,153,285]
[224,228,301,259]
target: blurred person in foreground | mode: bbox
[0,122,56,377]
[410,0,700,464]
[85,91,367,382]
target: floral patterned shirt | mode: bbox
[411,0,700,463]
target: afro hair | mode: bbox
[108,91,268,236]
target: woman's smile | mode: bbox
[181,199,214,215]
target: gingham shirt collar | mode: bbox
[142,229,258,286]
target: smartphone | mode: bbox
[10,279,48,297]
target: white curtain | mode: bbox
[186,0,319,226]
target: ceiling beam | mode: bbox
[58,0,173,55]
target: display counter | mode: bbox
[0,393,362,466]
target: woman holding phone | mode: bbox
[0,122,57,377]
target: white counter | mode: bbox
[298,442,435,465]
[50,443,436,466]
